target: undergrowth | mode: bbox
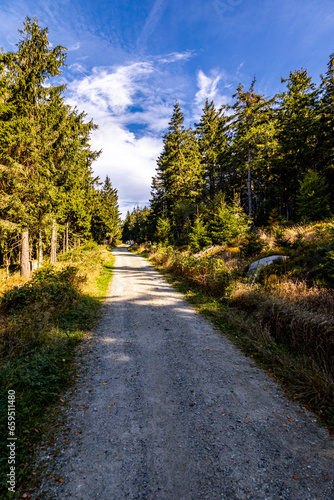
[0,244,114,498]
[132,243,334,432]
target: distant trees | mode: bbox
[123,55,334,250]
[0,18,120,275]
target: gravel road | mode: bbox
[36,247,333,499]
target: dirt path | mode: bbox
[37,247,333,499]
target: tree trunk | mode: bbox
[38,228,43,267]
[21,226,30,277]
[65,222,69,253]
[50,220,57,265]
[5,252,10,278]
[247,147,252,217]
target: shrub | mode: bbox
[1,266,82,313]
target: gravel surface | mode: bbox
[35,247,334,499]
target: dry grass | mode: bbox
[231,279,334,380]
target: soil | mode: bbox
[34,247,333,499]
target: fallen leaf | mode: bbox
[293,475,299,480]
[103,382,108,385]
[74,431,82,435]
[263,387,267,391]
[282,423,286,427]
[245,420,249,424]
[34,429,39,433]
[58,478,64,483]
[288,418,293,422]
[222,410,225,414]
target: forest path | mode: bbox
[37,247,333,499]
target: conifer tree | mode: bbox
[319,54,334,208]
[195,99,224,200]
[296,170,331,221]
[230,79,276,220]
[0,17,66,274]
[275,69,320,219]
[91,176,121,244]
[151,102,203,241]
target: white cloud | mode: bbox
[69,62,154,115]
[68,42,81,51]
[66,61,175,216]
[158,50,194,64]
[192,69,230,120]
[65,58,239,216]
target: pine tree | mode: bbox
[275,69,320,219]
[189,214,212,252]
[91,176,121,244]
[208,195,249,245]
[0,17,66,274]
[230,79,277,220]
[296,170,331,221]
[319,54,334,209]
[151,102,203,241]
[195,99,224,200]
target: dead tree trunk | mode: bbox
[38,228,43,267]
[50,220,57,265]
[66,222,69,253]
[21,226,30,276]
[247,147,252,217]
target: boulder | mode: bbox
[248,255,288,283]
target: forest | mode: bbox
[123,55,334,248]
[0,18,121,277]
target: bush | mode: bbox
[1,266,82,313]
[240,232,266,258]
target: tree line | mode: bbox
[123,55,334,248]
[0,18,121,276]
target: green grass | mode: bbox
[0,245,115,498]
[95,257,115,297]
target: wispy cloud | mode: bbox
[158,50,195,64]
[192,69,230,119]
[136,0,168,51]
[66,58,188,215]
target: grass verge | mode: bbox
[131,244,334,433]
[0,243,114,498]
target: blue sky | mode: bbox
[0,0,334,216]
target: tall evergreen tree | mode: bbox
[230,79,276,220]
[319,54,334,208]
[0,17,66,274]
[195,99,224,200]
[275,69,320,219]
[151,102,203,241]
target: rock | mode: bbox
[248,255,288,283]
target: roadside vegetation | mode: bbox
[130,219,334,432]
[0,243,114,497]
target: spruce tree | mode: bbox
[152,102,203,241]
[195,99,223,200]
[0,17,66,274]
[275,69,320,219]
[230,79,276,220]
[296,170,331,221]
